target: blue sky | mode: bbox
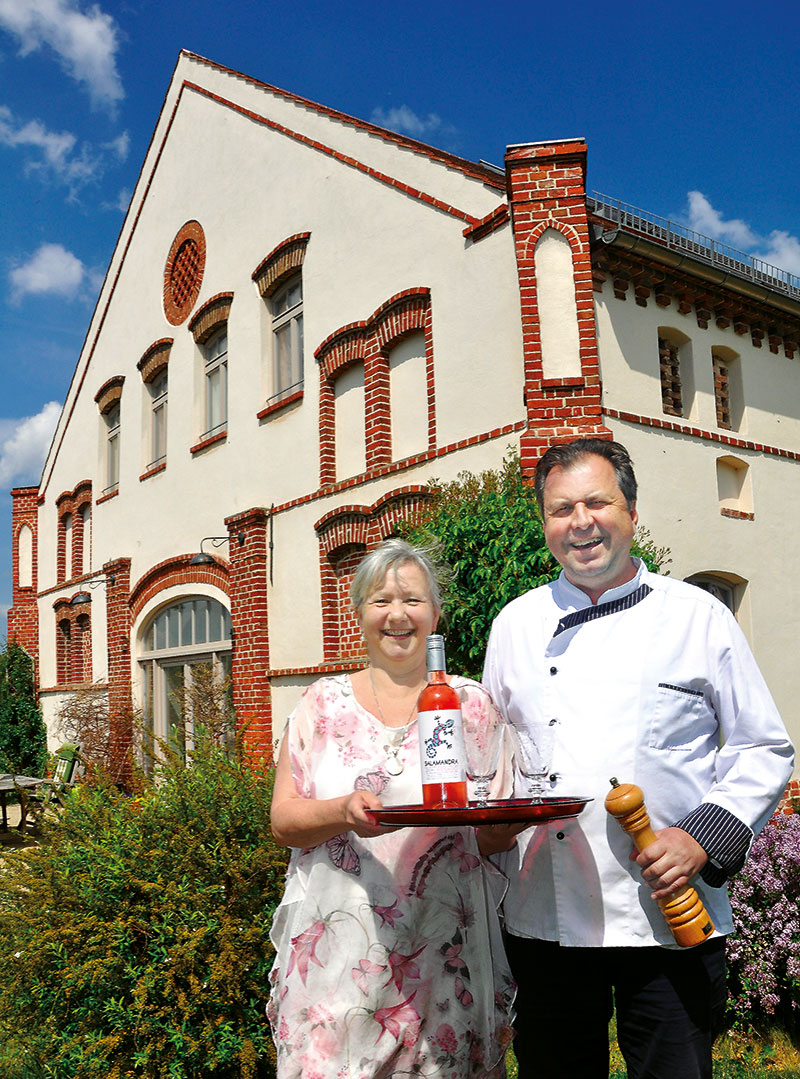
[1,0,799,627]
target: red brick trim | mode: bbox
[463,204,509,242]
[184,82,482,229]
[96,487,119,505]
[163,220,206,326]
[266,418,526,518]
[180,55,506,190]
[603,407,800,461]
[720,508,755,520]
[94,375,125,414]
[316,288,434,483]
[39,570,107,599]
[129,554,230,622]
[541,377,586,389]
[252,232,310,297]
[188,291,234,344]
[190,430,227,455]
[257,387,304,421]
[40,681,108,695]
[268,660,364,679]
[139,462,167,482]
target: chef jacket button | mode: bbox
[549,666,558,675]
[556,831,565,840]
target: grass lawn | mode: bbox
[505,1022,800,1077]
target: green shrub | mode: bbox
[0,640,48,777]
[0,739,289,1078]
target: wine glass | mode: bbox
[462,718,505,806]
[512,721,556,802]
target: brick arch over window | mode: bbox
[316,289,434,484]
[315,486,430,661]
[189,292,234,344]
[94,376,125,416]
[129,555,230,623]
[252,232,310,298]
[137,338,173,383]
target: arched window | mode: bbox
[139,596,232,757]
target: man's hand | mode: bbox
[633,827,708,899]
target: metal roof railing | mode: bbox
[587,191,800,302]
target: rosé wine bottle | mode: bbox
[417,634,468,808]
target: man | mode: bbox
[483,437,794,1079]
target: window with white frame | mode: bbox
[139,596,232,759]
[149,368,168,468]
[271,274,303,401]
[105,402,120,494]
[203,327,228,439]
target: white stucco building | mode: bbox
[8,52,799,798]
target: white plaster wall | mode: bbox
[389,332,428,460]
[535,228,581,380]
[609,420,800,756]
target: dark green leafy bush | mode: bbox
[0,640,48,776]
[0,739,289,1078]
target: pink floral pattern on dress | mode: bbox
[268,675,515,1079]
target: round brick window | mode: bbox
[163,220,206,325]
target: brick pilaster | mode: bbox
[8,486,40,678]
[505,139,611,477]
[225,507,271,757]
[104,557,132,786]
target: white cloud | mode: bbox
[105,130,129,161]
[8,243,86,303]
[0,103,108,191]
[0,401,61,488]
[686,191,759,249]
[0,0,123,110]
[370,104,457,145]
[686,191,800,279]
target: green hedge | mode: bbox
[0,742,289,1078]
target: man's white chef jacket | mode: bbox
[483,560,794,949]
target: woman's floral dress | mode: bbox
[268,675,515,1079]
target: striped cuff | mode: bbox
[672,802,753,888]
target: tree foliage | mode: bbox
[0,735,290,1078]
[0,640,47,776]
[400,448,669,679]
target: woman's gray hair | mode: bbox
[350,539,443,613]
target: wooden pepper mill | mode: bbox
[605,778,714,948]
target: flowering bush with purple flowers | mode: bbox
[726,812,800,1030]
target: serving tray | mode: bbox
[367,796,592,827]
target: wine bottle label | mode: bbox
[418,708,467,784]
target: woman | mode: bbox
[268,540,515,1079]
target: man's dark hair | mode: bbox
[534,438,638,512]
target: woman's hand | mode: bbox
[474,820,530,856]
[271,741,394,848]
[342,789,391,838]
